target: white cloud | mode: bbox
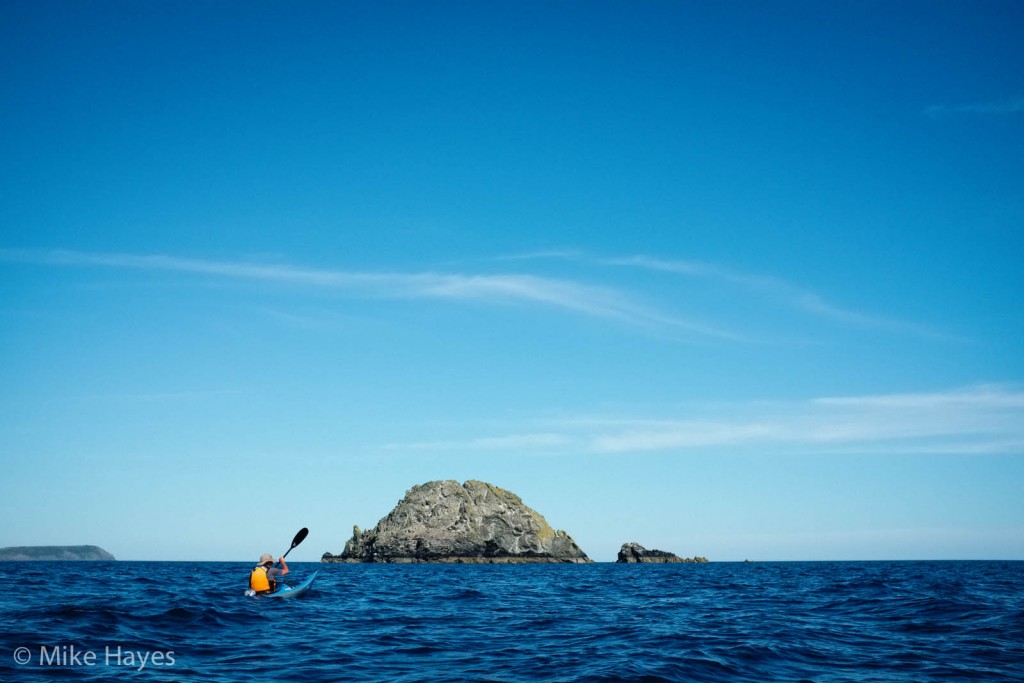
[812,384,1024,409]
[589,385,1024,454]
[380,385,1024,457]
[506,251,948,338]
[0,247,959,342]
[0,248,741,341]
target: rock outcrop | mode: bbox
[323,480,591,563]
[0,545,115,561]
[616,542,707,563]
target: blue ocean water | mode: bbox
[1,561,1022,681]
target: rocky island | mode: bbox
[323,480,591,563]
[0,545,115,561]
[617,542,708,563]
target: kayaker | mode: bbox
[249,553,289,595]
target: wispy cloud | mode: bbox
[0,248,741,340]
[0,247,952,340]
[925,96,1024,118]
[382,385,1024,457]
[812,384,1024,410]
[508,251,947,338]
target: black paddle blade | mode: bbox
[281,527,309,559]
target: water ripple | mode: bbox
[1,561,1022,681]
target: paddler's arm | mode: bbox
[277,557,289,576]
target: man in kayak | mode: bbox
[249,553,289,595]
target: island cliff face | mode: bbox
[617,542,708,564]
[323,480,591,563]
[0,545,115,561]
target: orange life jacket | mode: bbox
[250,565,276,593]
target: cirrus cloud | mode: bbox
[382,385,1024,457]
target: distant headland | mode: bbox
[322,480,707,564]
[0,545,115,561]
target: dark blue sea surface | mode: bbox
[1,561,1022,681]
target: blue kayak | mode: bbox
[250,571,318,599]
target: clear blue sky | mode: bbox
[2,1,1022,562]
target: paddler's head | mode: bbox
[259,553,274,566]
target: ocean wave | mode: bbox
[2,561,1022,681]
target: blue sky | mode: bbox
[1,1,1022,562]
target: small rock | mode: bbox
[616,542,707,563]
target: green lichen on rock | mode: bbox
[323,480,591,563]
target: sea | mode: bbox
[2,561,1022,681]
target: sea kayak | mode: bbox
[248,571,318,599]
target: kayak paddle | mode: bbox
[282,527,308,560]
